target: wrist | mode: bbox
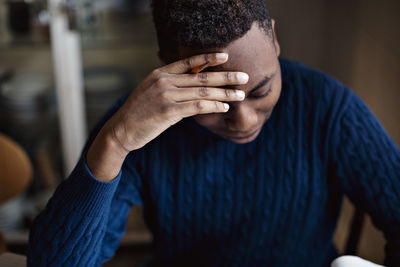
[87,125,129,182]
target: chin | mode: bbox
[221,128,262,144]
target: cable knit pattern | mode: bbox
[332,94,400,266]
[28,59,400,267]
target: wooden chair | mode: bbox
[0,231,6,254]
[0,133,32,254]
[345,208,365,254]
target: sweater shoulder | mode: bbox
[280,58,348,99]
[279,58,353,123]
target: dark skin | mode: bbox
[179,21,282,144]
[87,20,281,181]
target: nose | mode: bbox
[224,102,258,132]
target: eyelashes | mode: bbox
[248,87,272,99]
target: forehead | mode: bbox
[178,23,277,80]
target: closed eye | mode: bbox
[248,87,272,99]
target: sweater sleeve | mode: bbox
[332,92,400,266]
[96,153,144,265]
[28,156,121,266]
[28,94,144,266]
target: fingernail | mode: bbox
[236,72,249,83]
[224,103,230,111]
[236,90,245,99]
[216,53,228,61]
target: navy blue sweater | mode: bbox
[28,59,400,266]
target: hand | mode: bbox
[87,53,248,180]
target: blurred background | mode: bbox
[0,0,398,265]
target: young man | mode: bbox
[28,0,400,266]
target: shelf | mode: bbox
[0,43,50,52]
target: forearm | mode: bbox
[27,157,121,267]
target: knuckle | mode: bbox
[224,89,231,98]
[151,68,161,77]
[154,75,169,87]
[158,90,170,100]
[183,58,192,69]
[215,101,222,111]
[197,72,209,83]
[225,72,234,82]
[195,100,206,111]
[198,87,209,97]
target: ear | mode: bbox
[157,51,166,65]
[271,19,281,57]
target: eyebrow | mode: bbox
[248,75,272,95]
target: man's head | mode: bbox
[152,0,273,63]
[152,0,282,144]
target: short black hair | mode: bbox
[151,0,272,63]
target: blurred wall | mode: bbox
[266,0,400,263]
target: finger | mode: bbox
[162,53,229,74]
[177,100,230,118]
[170,87,245,102]
[171,72,249,87]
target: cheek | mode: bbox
[193,113,223,128]
[267,86,282,109]
[264,78,282,110]
[256,88,281,112]
[254,84,282,121]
